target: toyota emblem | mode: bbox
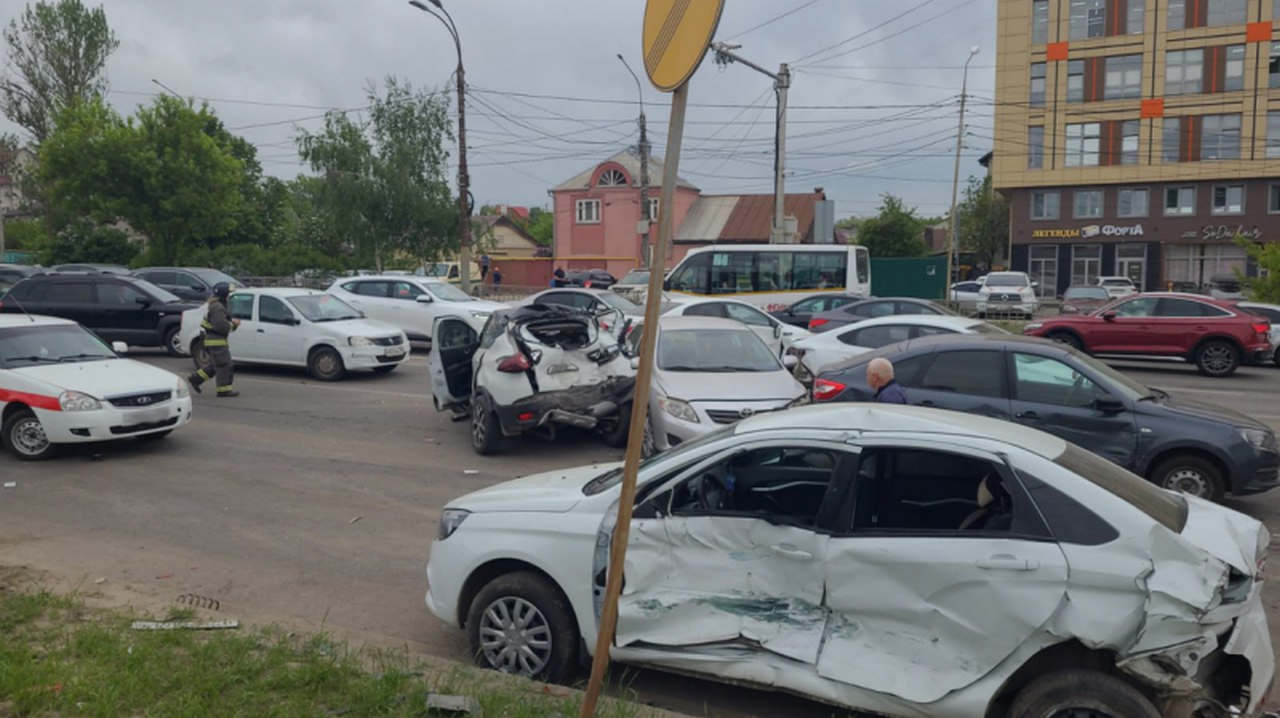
[738,407,755,418]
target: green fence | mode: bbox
[2,250,35,264]
[869,256,947,299]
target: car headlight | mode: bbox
[1025,322,1044,331]
[349,336,374,348]
[660,397,699,423]
[1239,428,1278,452]
[438,508,470,540]
[470,310,492,320]
[59,390,101,411]
[175,376,190,399]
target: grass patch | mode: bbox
[0,587,650,718]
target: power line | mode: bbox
[795,0,983,67]
[722,0,824,40]
[788,0,943,65]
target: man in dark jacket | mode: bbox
[867,357,908,404]
[187,282,240,397]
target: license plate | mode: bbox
[133,407,168,423]
[385,346,406,357]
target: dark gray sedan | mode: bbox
[807,297,956,333]
[811,333,1279,501]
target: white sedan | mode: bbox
[425,404,1273,718]
[178,288,409,381]
[326,275,504,344]
[1,315,193,459]
[789,314,1007,378]
[661,296,810,356]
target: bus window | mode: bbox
[710,252,753,294]
[855,247,869,287]
[793,252,847,290]
[668,252,710,293]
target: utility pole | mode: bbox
[947,46,980,292]
[618,54,652,267]
[712,42,791,243]
[409,0,473,294]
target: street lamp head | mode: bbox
[969,45,981,56]
[428,0,444,7]
[408,0,428,10]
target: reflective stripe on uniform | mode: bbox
[204,338,228,347]
[216,386,235,393]
[201,320,213,330]
[195,369,210,380]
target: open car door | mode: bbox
[429,315,479,412]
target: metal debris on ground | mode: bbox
[2,482,14,488]
[425,694,479,714]
[176,593,220,610]
[349,515,362,524]
[93,578,106,585]
[130,619,239,631]
[463,469,479,475]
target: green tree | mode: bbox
[956,174,1009,270]
[1240,239,1280,303]
[39,218,136,265]
[3,216,50,249]
[297,76,455,271]
[524,206,553,246]
[854,194,927,258]
[1,0,118,143]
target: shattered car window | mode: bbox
[1054,443,1187,532]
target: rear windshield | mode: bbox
[1053,443,1187,532]
[986,274,1028,287]
[1065,287,1109,299]
[597,291,639,313]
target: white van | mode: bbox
[663,244,871,313]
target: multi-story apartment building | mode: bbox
[994,0,1280,296]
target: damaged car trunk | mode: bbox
[429,304,636,455]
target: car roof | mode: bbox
[234,287,321,297]
[339,274,443,284]
[818,332,1067,375]
[541,287,611,296]
[853,296,938,304]
[1128,291,1237,308]
[0,313,75,328]
[658,315,753,331]
[736,403,1067,460]
[839,314,984,330]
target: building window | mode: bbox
[1268,112,1280,159]
[647,197,659,221]
[1031,190,1061,220]
[1072,245,1103,287]
[1165,49,1203,95]
[1104,55,1142,99]
[1127,0,1145,32]
[1161,117,1182,162]
[1028,126,1045,169]
[575,199,601,223]
[1070,0,1108,38]
[1270,185,1280,214]
[1169,0,1186,29]
[1065,122,1101,167]
[1201,113,1240,160]
[1029,245,1058,298]
[1032,0,1050,43]
[1030,63,1046,106]
[1212,185,1245,215]
[1170,0,1247,29]
[1270,42,1279,89]
[1224,45,1245,91]
[597,169,626,186]
[1066,60,1085,102]
[1073,190,1104,218]
[1119,119,1139,165]
[1117,188,1149,217]
[1207,0,1247,26]
[1164,186,1196,216]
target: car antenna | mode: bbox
[0,287,35,322]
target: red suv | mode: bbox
[1023,292,1270,377]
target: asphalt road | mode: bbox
[2,349,1279,717]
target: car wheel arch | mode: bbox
[983,640,1126,718]
[2,400,32,426]
[456,557,578,633]
[1188,334,1243,360]
[1045,328,1085,348]
[1144,446,1231,497]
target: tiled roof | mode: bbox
[552,149,698,191]
[675,192,825,243]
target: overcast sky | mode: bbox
[2,0,999,220]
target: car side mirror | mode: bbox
[1102,311,1117,322]
[111,341,128,354]
[662,279,671,291]
[1094,397,1125,413]
[416,295,433,303]
[773,322,783,339]
[191,285,203,291]
[630,356,640,370]
[782,354,798,369]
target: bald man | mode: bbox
[867,357,908,404]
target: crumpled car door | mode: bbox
[429,316,478,410]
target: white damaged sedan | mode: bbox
[425,404,1275,718]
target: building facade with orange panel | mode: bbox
[994,0,1280,296]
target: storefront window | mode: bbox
[1030,245,1059,298]
[1072,245,1102,287]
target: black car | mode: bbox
[51,263,132,276]
[770,292,863,328]
[811,334,1279,501]
[566,269,617,289]
[807,297,957,333]
[0,264,41,295]
[1,274,199,355]
[133,266,241,301]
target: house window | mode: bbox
[597,169,626,186]
[1072,245,1103,286]
[647,197,659,221]
[1165,49,1203,95]
[1073,190,1104,218]
[1268,112,1280,159]
[1212,185,1245,215]
[1270,185,1280,214]
[1033,0,1050,43]
[575,199,601,223]
[1119,119,1139,165]
[1066,60,1085,102]
[1031,190,1061,220]
[1105,55,1142,99]
[1028,126,1045,169]
[1065,122,1101,167]
[1270,42,1279,89]
[1070,0,1108,38]
[1161,117,1182,162]
[1224,45,1245,91]
[1164,186,1196,216]
[1030,63,1047,106]
[1201,113,1240,160]
[1117,188,1149,217]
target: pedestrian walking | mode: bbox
[491,266,503,290]
[479,254,491,280]
[866,357,907,404]
[187,282,240,397]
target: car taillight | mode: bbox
[1252,322,1270,337]
[497,353,531,372]
[808,318,829,330]
[812,378,846,402]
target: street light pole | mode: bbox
[617,54,651,268]
[947,46,980,295]
[409,0,473,294]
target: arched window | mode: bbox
[598,168,627,186]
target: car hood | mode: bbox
[1178,494,1265,576]
[658,368,804,402]
[318,318,404,337]
[14,359,179,397]
[447,462,621,514]
[1148,391,1270,431]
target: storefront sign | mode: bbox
[1201,224,1262,241]
[1030,224,1144,239]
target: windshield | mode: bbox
[130,278,182,303]
[986,274,1028,287]
[189,268,240,287]
[426,282,473,302]
[659,328,780,372]
[1100,278,1131,287]
[583,423,737,496]
[0,324,116,367]
[418,263,451,277]
[286,294,361,322]
[597,291,639,313]
[971,322,1010,335]
[1054,443,1187,532]
[620,270,649,285]
[1065,287,1108,300]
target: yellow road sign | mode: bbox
[642,0,724,92]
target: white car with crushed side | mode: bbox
[425,404,1274,718]
[1,315,192,460]
[661,296,810,356]
[789,314,1008,379]
[178,288,409,381]
[326,275,504,344]
[977,271,1040,319]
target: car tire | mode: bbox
[465,571,579,684]
[2,408,56,461]
[1194,340,1239,377]
[190,338,210,369]
[471,394,504,456]
[1046,331,1082,350]
[307,346,346,381]
[371,366,396,375]
[1010,670,1160,718]
[600,402,631,448]
[1151,454,1226,501]
[162,326,184,357]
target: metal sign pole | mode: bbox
[577,83,688,718]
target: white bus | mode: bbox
[662,244,871,312]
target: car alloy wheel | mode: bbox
[10,414,50,457]
[1196,341,1237,377]
[164,327,183,357]
[476,596,553,677]
[471,400,487,448]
